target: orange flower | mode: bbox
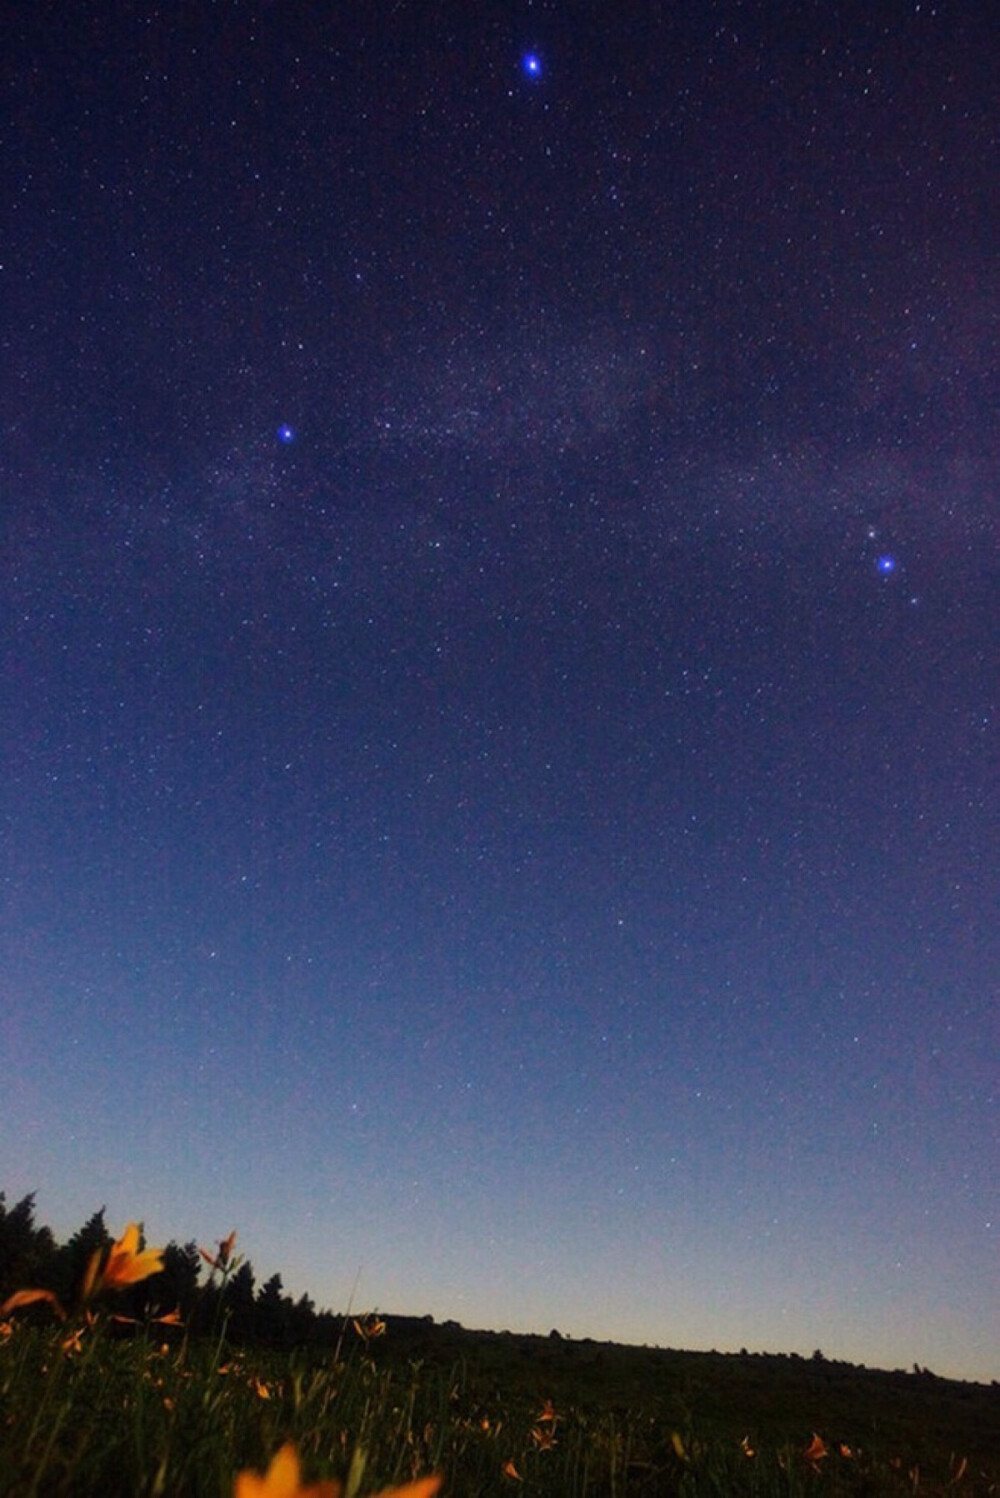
[233,1444,442,1498]
[352,1314,386,1343]
[201,1230,238,1273]
[61,1325,86,1355]
[803,1433,828,1462]
[82,1223,164,1299]
[234,1443,337,1498]
[0,1287,66,1320]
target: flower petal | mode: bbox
[0,1287,66,1320]
[233,1442,340,1498]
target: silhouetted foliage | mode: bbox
[222,1260,257,1339]
[0,1193,56,1297]
[51,1208,110,1304]
[256,1272,298,1345]
[152,1240,202,1319]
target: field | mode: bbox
[1,1204,997,1495]
[2,1309,998,1495]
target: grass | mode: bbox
[1,1217,997,1495]
[1,1314,998,1495]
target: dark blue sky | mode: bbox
[2,2,996,1378]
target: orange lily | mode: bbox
[60,1324,86,1355]
[0,1287,66,1320]
[352,1313,386,1343]
[233,1444,442,1498]
[201,1230,238,1273]
[110,1305,183,1329]
[82,1222,164,1300]
[234,1443,337,1498]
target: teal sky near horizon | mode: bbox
[2,2,997,1381]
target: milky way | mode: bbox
[1,2,996,1380]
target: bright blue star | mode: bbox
[521,52,543,79]
[876,554,897,575]
[277,423,296,445]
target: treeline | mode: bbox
[0,1191,346,1348]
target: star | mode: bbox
[276,423,296,444]
[521,52,543,79]
[876,554,897,575]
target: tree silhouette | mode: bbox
[223,1259,257,1340]
[0,1190,341,1349]
[0,1193,56,1296]
[52,1208,109,1304]
[256,1272,293,1344]
[153,1241,202,1319]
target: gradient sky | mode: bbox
[2,2,997,1381]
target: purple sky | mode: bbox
[2,1,996,1380]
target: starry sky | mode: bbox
[2,2,997,1381]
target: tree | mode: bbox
[51,1208,110,1303]
[154,1241,202,1318]
[290,1291,316,1342]
[0,1192,56,1295]
[223,1260,256,1339]
[257,1272,293,1344]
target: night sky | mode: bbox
[2,3,997,1381]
